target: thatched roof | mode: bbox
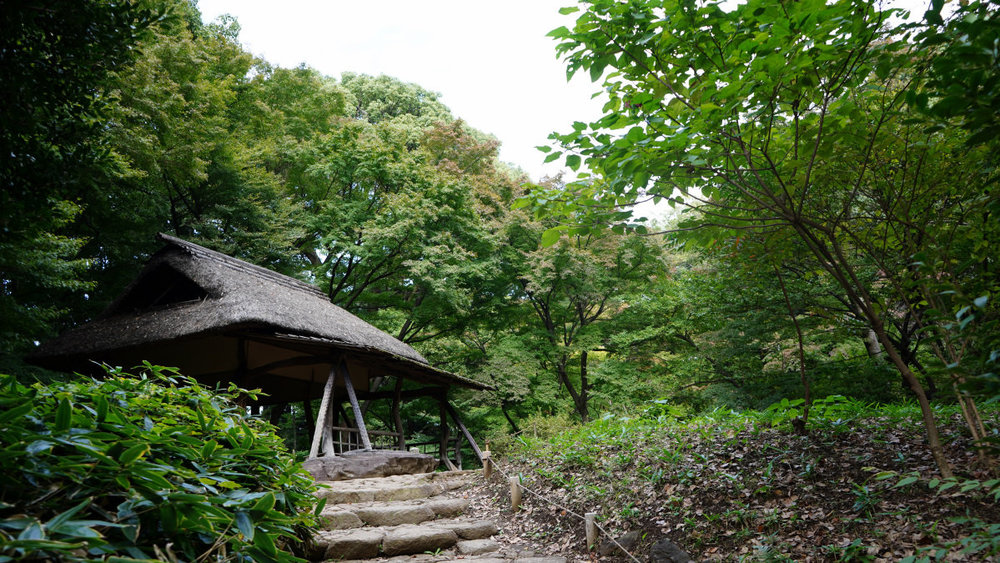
[30,233,489,401]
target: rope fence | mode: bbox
[479,449,643,563]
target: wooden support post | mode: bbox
[438,397,448,466]
[321,385,336,456]
[322,370,341,455]
[455,432,463,469]
[340,362,372,451]
[439,397,453,469]
[510,476,522,510]
[585,512,598,550]
[308,367,337,459]
[268,403,286,426]
[392,376,405,450]
[444,401,484,462]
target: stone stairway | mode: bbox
[308,471,566,563]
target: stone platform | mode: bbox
[302,450,437,482]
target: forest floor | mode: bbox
[462,402,999,562]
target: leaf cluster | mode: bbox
[0,364,319,562]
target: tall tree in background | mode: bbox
[0,0,160,356]
[2,0,310,343]
[90,2,303,300]
[340,72,453,125]
[512,202,666,422]
[527,0,999,475]
[256,70,521,344]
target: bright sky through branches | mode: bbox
[196,0,602,182]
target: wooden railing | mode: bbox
[328,426,471,468]
[327,426,402,453]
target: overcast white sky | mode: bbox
[196,0,600,182]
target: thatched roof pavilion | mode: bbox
[31,233,488,470]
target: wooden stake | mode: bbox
[585,512,597,550]
[482,450,493,479]
[510,476,522,511]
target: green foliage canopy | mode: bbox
[0,0,160,354]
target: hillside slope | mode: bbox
[465,402,999,561]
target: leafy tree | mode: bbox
[461,333,546,433]
[511,204,666,422]
[0,0,159,355]
[340,72,453,125]
[276,109,519,345]
[95,2,300,273]
[911,0,1000,146]
[529,0,1000,475]
[2,1,308,341]
[239,64,349,142]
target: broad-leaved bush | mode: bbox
[0,364,320,562]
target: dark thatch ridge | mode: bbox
[31,233,489,391]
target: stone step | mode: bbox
[313,517,499,560]
[314,470,477,504]
[320,497,471,529]
[456,538,501,556]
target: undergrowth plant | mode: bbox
[758,395,867,430]
[0,364,321,562]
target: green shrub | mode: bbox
[758,395,870,430]
[485,411,578,455]
[0,363,320,562]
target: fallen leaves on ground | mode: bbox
[463,410,999,562]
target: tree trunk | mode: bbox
[501,402,521,433]
[863,329,884,360]
[775,267,810,434]
[871,317,953,478]
[790,225,952,477]
[556,354,589,423]
[268,403,286,426]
